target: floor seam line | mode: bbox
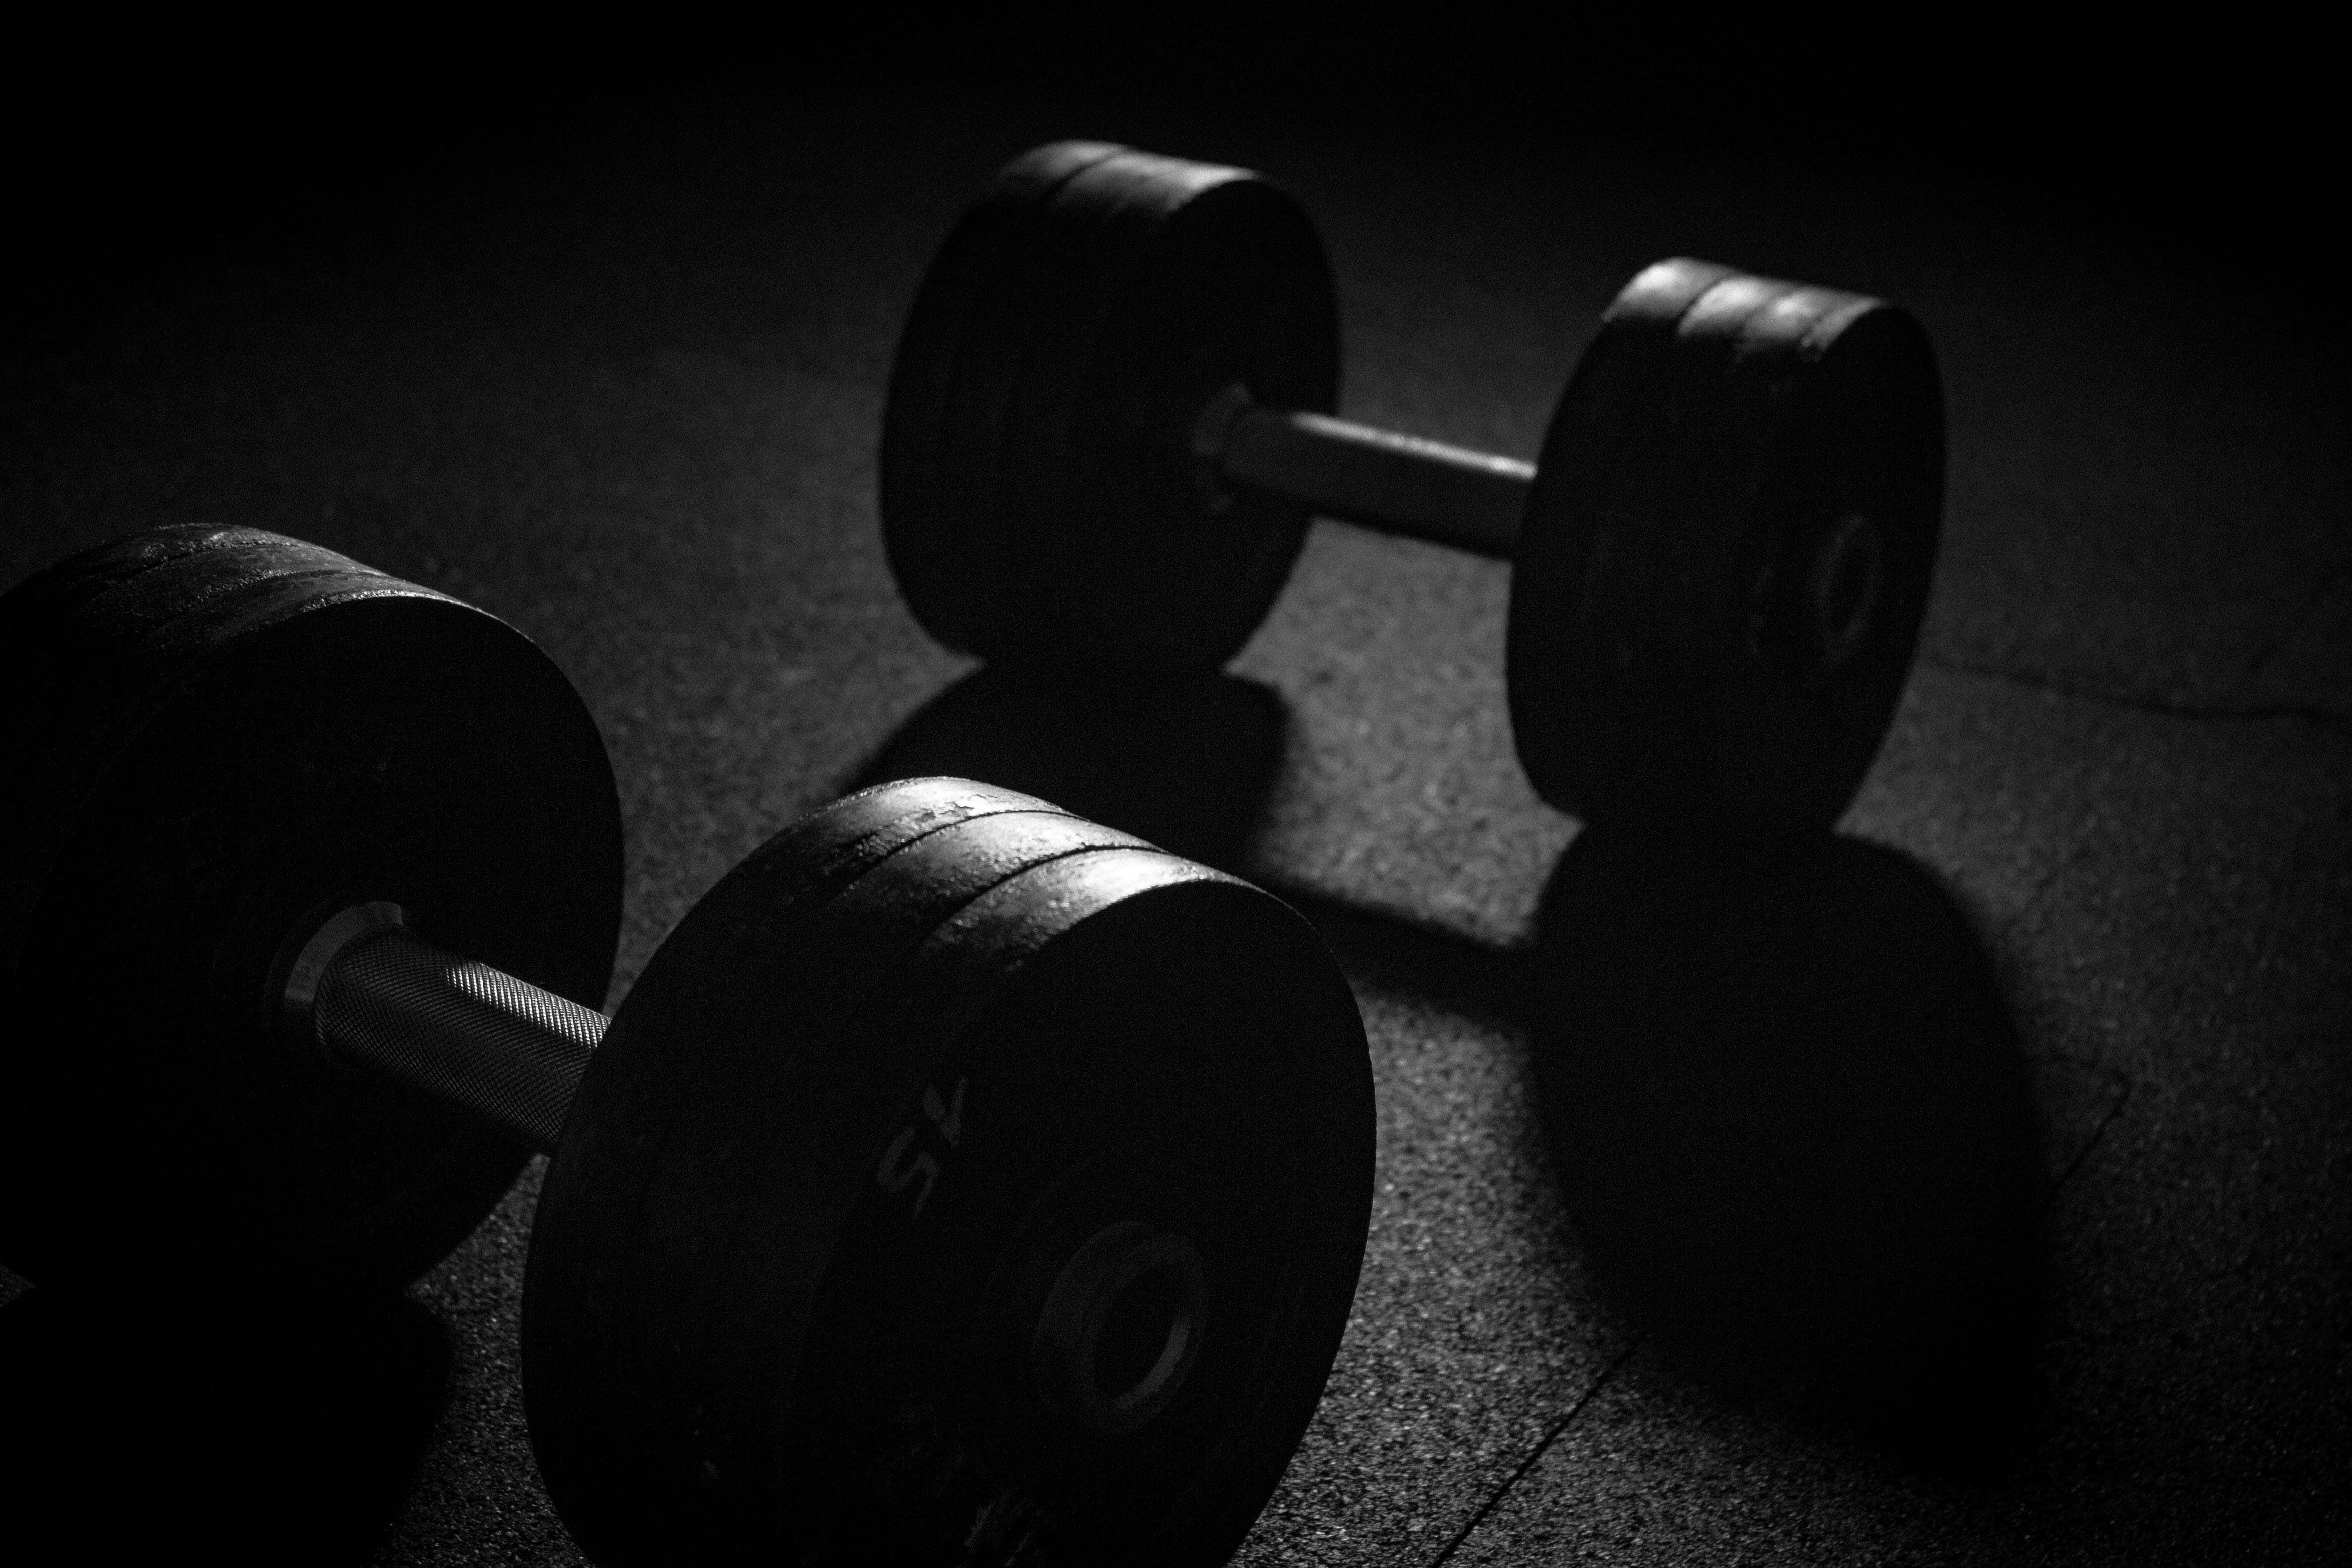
[1917,653,2350,729]
[2046,1067,2137,1202]
[1424,1334,1644,1567]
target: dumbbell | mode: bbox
[881,140,1945,836]
[0,525,1374,1566]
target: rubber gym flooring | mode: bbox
[3,68,2344,1565]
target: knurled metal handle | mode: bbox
[284,903,604,1155]
[1194,383,1532,559]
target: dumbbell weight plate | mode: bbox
[0,526,622,1288]
[881,143,1340,672]
[1509,260,1944,834]
[882,139,1129,657]
[525,780,1375,1566]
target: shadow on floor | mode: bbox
[0,1282,452,1559]
[1530,826,2047,1463]
[853,665,1287,869]
[859,666,2046,1464]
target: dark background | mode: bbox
[4,21,2345,1565]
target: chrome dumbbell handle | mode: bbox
[1194,383,1533,559]
[283,903,603,1155]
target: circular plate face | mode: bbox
[524,779,1374,1567]
[0,526,622,1288]
[1507,259,1945,835]
[880,142,1340,672]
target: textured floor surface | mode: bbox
[2,80,2344,1564]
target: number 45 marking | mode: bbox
[875,1077,967,1217]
